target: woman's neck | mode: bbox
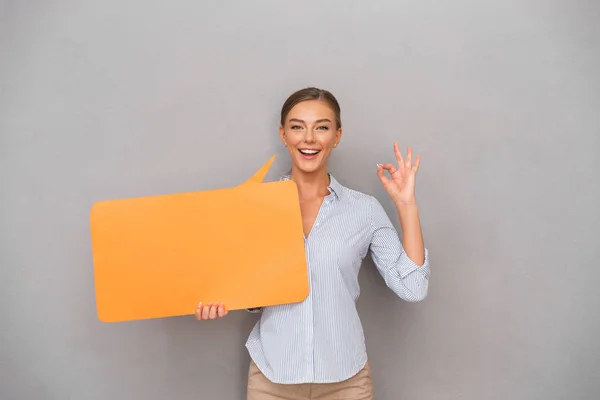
[290,168,331,200]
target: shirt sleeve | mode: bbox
[368,196,431,302]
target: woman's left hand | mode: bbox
[376,142,421,205]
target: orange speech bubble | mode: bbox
[90,156,308,322]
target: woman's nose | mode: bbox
[304,129,316,142]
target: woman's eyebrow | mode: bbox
[288,118,332,124]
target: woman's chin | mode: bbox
[295,163,324,174]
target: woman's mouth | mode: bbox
[298,149,321,159]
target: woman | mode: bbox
[195,87,431,400]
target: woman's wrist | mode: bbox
[394,198,418,213]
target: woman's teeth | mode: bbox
[299,149,320,155]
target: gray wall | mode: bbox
[1,1,599,399]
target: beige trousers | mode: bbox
[246,360,374,400]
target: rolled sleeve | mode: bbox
[398,248,431,279]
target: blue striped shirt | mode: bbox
[245,174,431,384]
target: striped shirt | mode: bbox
[244,174,431,384]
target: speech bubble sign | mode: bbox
[90,155,308,322]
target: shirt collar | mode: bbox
[280,173,342,200]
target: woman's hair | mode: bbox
[280,87,342,129]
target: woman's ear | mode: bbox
[279,126,287,146]
[334,127,343,147]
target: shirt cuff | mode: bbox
[399,248,431,279]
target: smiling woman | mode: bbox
[195,87,432,400]
[279,89,342,176]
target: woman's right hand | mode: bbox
[194,302,229,320]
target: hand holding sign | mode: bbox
[195,302,229,320]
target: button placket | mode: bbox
[304,195,333,381]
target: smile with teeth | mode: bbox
[299,149,320,155]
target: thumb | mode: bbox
[376,164,390,186]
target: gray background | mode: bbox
[1,1,599,399]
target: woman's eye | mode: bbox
[290,125,302,130]
[317,126,329,130]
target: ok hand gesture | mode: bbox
[376,142,421,206]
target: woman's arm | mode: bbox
[372,142,430,301]
[369,196,430,302]
[377,142,427,266]
[395,202,425,266]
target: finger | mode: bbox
[202,302,211,320]
[377,164,391,186]
[394,142,405,169]
[195,302,202,320]
[379,163,398,175]
[406,147,413,168]
[413,155,421,172]
[217,302,225,317]
[209,305,217,319]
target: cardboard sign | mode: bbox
[90,156,308,322]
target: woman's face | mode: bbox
[279,100,342,175]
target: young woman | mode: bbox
[195,87,431,400]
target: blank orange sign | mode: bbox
[90,155,308,322]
